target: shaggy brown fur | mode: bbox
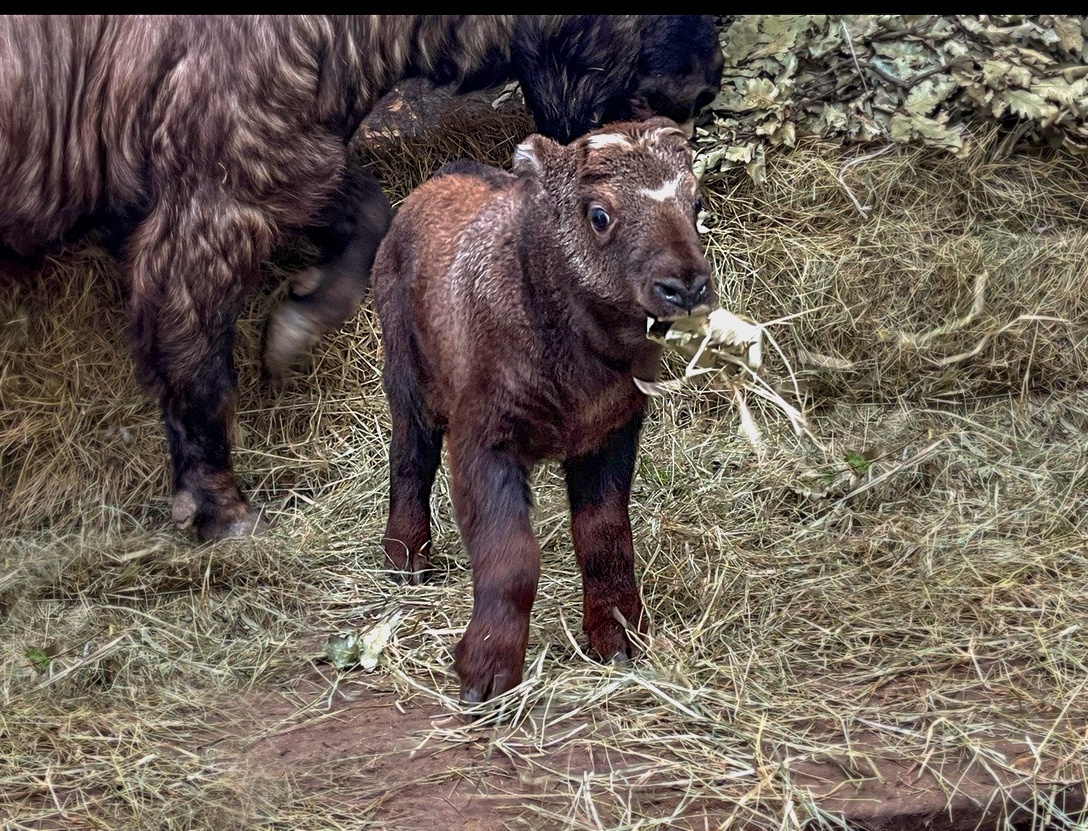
[371,118,715,703]
[0,15,723,539]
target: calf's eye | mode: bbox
[694,197,704,215]
[588,206,611,232]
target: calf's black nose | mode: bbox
[653,273,712,315]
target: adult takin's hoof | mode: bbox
[171,488,270,541]
[263,292,322,380]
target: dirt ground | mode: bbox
[217,670,1085,830]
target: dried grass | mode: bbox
[703,129,1088,404]
[1,103,1086,829]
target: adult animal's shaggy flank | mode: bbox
[0,15,724,540]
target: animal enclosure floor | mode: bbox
[215,671,1086,831]
[4,78,1088,831]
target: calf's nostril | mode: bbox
[655,275,712,313]
[654,280,685,306]
[691,275,710,303]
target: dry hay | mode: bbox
[2,100,1087,830]
[702,128,1088,407]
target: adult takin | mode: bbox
[371,117,716,703]
[0,15,723,540]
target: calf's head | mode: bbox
[513,117,716,324]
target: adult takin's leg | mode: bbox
[263,165,392,378]
[449,439,541,704]
[563,412,646,663]
[126,194,272,540]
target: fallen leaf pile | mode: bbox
[699,15,1088,183]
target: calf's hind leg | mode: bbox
[563,412,646,662]
[381,367,444,582]
[126,194,271,540]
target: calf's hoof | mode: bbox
[585,602,645,664]
[454,631,526,705]
[388,563,432,586]
[458,670,519,707]
[382,541,433,585]
[172,488,270,541]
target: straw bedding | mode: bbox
[2,24,1087,830]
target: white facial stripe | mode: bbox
[586,133,635,151]
[639,174,685,203]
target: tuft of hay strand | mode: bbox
[702,127,1088,407]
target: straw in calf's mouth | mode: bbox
[637,307,818,454]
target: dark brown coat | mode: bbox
[371,117,715,703]
[0,15,723,539]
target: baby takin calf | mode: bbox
[371,117,715,703]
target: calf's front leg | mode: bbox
[449,441,541,703]
[563,412,646,662]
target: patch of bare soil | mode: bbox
[790,736,1086,831]
[227,679,552,830]
[260,696,513,828]
[220,673,1086,831]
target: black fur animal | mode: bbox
[0,15,723,539]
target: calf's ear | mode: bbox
[642,119,694,163]
[512,134,561,177]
